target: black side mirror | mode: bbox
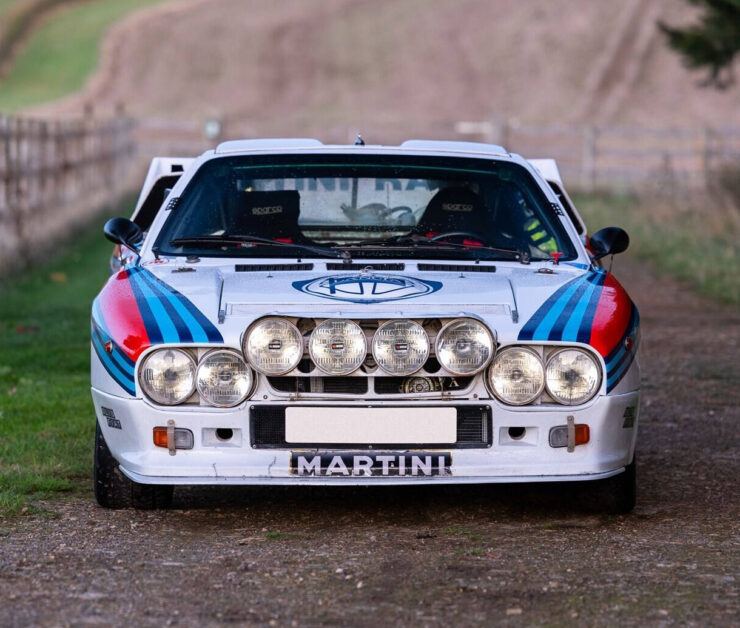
[590,226,629,260]
[104,217,143,252]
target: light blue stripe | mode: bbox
[129,270,179,343]
[561,277,600,341]
[92,299,108,334]
[532,275,588,339]
[92,333,134,393]
[138,271,209,343]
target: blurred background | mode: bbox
[0,0,739,289]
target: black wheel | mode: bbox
[591,457,637,514]
[94,422,173,509]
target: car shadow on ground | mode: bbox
[167,481,622,525]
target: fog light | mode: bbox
[549,424,589,448]
[153,426,194,450]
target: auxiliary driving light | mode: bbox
[373,320,430,375]
[244,317,303,375]
[309,319,366,375]
[435,319,494,375]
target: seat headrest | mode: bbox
[231,190,301,239]
[418,186,486,233]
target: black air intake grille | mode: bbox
[417,264,496,273]
[250,405,491,449]
[235,263,314,272]
[267,377,368,394]
[325,263,405,271]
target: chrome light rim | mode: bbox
[242,317,304,376]
[138,347,197,406]
[488,345,545,406]
[434,318,495,376]
[196,349,255,408]
[544,347,602,406]
[372,319,430,376]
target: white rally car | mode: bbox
[93,139,639,512]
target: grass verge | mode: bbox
[0,209,118,517]
[575,193,740,307]
[0,0,172,112]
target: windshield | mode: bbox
[154,154,577,261]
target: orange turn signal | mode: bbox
[153,427,169,448]
[574,424,590,446]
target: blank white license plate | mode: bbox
[284,407,457,444]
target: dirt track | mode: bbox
[35,0,740,131]
[1,255,738,627]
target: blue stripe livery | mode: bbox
[126,267,223,345]
[91,319,136,396]
[604,307,640,392]
[519,269,606,343]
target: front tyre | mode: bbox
[94,422,173,509]
[592,458,637,514]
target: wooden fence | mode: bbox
[0,114,136,272]
[456,120,740,190]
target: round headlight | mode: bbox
[372,320,430,375]
[244,317,303,375]
[309,319,366,375]
[488,347,544,405]
[545,348,601,405]
[139,348,196,405]
[196,350,253,407]
[435,318,494,375]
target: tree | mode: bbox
[660,0,740,88]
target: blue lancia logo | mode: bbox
[293,274,442,304]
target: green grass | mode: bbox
[0,0,172,112]
[575,193,740,306]
[0,211,116,516]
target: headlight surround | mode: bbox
[435,318,494,375]
[196,350,253,407]
[139,348,196,405]
[488,346,544,405]
[372,320,430,376]
[243,317,303,375]
[545,348,601,405]
[309,319,366,375]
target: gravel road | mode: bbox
[1,256,738,627]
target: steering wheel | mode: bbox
[428,231,492,245]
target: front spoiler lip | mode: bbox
[119,466,625,486]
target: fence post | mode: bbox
[581,125,598,192]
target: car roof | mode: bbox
[213,138,511,159]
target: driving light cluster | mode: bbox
[139,348,253,407]
[488,346,601,406]
[242,316,495,377]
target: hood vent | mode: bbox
[235,263,314,272]
[326,263,405,271]
[417,263,496,273]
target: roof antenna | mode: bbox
[354,133,365,146]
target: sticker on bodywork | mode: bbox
[293,274,442,304]
[291,452,452,477]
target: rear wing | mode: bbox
[130,157,195,229]
[528,159,587,236]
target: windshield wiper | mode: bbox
[169,235,346,260]
[343,234,532,262]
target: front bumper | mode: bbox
[92,388,639,485]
